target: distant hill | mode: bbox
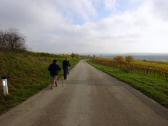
[98,53,168,62]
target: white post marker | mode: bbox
[2,77,8,96]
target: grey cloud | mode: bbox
[152,0,168,20]
[0,0,168,54]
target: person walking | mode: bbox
[62,58,70,80]
[48,60,61,89]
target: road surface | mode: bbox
[0,61,168,126]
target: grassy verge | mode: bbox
[89,62,168,108]
[0,51,79,114]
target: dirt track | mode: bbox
[0,60,168,126]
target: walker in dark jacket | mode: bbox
[48,60,61,88]
[62,59,70,80]
[48,63,61,77]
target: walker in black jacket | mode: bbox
[62,58,70,80]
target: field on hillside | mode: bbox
[0,51,79,113]
[93,58,168,80]
[90,58,168,108]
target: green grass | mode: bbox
[0,51,79,114]
[90,62,168,108]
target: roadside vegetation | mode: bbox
[89,56,168,108]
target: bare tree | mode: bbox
[0,29,26,50]
[0,31,7,48]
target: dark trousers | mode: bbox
[63,69,68,80]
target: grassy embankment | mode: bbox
[0,50,79,114]
[89,58,168,108]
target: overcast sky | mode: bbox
[0,0,168,54]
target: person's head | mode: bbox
[53,59,57,63]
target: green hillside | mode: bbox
[0,50,79,113]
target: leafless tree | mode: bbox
[0,31,7,48]
[0,29,26,50]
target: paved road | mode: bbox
[0,61,168,126]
